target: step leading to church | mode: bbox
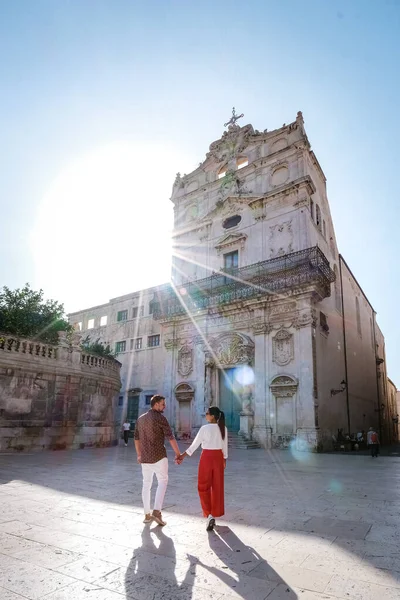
[228,432,261,449]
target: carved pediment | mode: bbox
[215,232,247,254]
[174,382,195,403]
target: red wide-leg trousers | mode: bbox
[198,449,225,518]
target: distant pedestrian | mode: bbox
[177,406,228,531]
[134,395,181,526]
[122,420,131,446]
[367,427,380,458]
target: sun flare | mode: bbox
[31,141,195,312]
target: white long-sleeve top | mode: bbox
[185,424,228,459]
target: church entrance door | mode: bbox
[219,368,241,432]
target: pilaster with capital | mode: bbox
[252,326,272,448]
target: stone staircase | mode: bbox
[228,431,261,449]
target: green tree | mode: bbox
[80,336,117,359]
[0,283,72,344]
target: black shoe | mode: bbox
[206,516,215,531]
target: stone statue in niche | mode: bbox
[240,389,253,415]
[177,344,193,377]
[272,329,294,366]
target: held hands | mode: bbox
[174,453,185,465]
[137,455,142,464]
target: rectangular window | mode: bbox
[87,318,95,329]
[130,337,142,350]
[148,334,160,347]
[149,301,160,316]
[224,250,239,270]
[118,396,124,406]
[100,315,107,326]
[320,311,329,333]
[115,340,126,353]
[310,199,314,221]
[117,310,128,322]
[145,394,152,405]
[132,307,138,319]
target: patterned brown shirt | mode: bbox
[134,409,175,464]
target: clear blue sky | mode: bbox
[0,1,399,385]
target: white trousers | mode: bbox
[141,457,168,514]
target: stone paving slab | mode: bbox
[0,445,399,599]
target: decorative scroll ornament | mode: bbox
[177,344,193,377]
[272,329,294,366]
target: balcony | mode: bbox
[154,246,335,320]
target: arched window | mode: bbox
[236,157,248,170]
[218,166,227,179]
[355,297,362,336]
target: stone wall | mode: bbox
[0,332,121,452]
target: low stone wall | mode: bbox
[0,332,121,452]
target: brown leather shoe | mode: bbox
[143,513,153,524]
[152,510,166,526]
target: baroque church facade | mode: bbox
[69,111,394,450]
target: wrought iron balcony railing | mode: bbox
[153,246,335,320]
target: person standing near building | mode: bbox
[122,420,131,446]
[177,406,227,531]
[367,426,380,458]
[134,395,181,526]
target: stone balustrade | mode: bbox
[0,331,122,452]
[0,334,57,359]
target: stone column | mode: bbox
[252,320,271,448]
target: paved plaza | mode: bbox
[0,445,399,600]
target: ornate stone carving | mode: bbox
[174,383,194,403]
[252,319,272,336]
[270,302,297,316]
[293,308,317,329]
[270,375,298,398]
[164,337,179,350]
[211,333,254,367]
[249,198,265,221]
[218,170,252,200]
[177,344,193,377]
[207,124,254,164]
[272,329,294,366]
[269,220,293,258]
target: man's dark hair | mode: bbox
[151,394,165,408]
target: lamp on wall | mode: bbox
[331,380,347,397]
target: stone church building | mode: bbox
[69,111,393,450]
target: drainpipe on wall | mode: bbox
[339,256,351,434]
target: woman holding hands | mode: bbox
[177,406,228,531]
